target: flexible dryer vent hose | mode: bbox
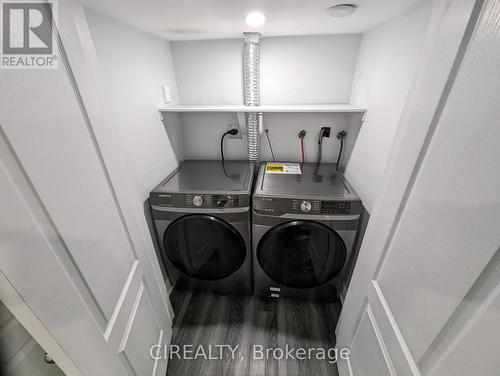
[243,32,261,168]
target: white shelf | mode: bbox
[159,104,366,113]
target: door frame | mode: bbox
[336,0,485,374]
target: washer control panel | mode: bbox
[253,197,361,216]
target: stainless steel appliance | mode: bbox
[150,160,254,294]
[252,162,362,301]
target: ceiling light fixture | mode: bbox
[326,4,357,18]
[245,12,266,27]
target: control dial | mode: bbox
[300,201,312,213]
[192,195,204,207]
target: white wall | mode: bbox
[171,34,361,105]
[175,112,363,169]
[85,8,181,199]
[260,35,361,104]
[345,1,433,212]
[170,34,362,165]
[171,39,243,105]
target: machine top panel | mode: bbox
[153,160,254,194]
[254,162,360,201]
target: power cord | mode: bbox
[336,130,347,171]
[316,127,331,165]
[298,130,306,164]
[220,128,238,162]
[315,127,331,175]
[265,129,276,162]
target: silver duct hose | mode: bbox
[243,33,261,167]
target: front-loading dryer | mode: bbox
[252,162,362,301]
[150,160,254,294]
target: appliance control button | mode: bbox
[192,195,203,207]
[216,197,228,207]
[300,201,312,213]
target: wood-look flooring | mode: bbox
[166,290,341,376]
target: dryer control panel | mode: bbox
[185,194,240,208]
[150,192,249,208]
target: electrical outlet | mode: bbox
[226,124,242,139]
[161,86,172,104]
[320,126,331,138]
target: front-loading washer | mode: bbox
[252,162,362,301]
[150,160,254,294]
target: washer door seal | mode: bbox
[164,214,246,280]
[257,220,346,288]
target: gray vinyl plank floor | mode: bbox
[166,290,341,376]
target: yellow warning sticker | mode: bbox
[266,163,284,173]
[265,163,302,174]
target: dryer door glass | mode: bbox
[257,221,346,288]
[164,214,246,280]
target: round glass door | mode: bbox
[257,221,346,288]
[163,214,246,280]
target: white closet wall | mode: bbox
[172,34,361,105]
[171,39,244,105]
[85,9,181,199]
[176,112,363,169]
[169,34,362,166]
[260,35,360,104]
[345,0,433,212]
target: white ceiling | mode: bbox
[81,0,424,41]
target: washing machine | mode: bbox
[252,162,362,301]
[150,160,254,294]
